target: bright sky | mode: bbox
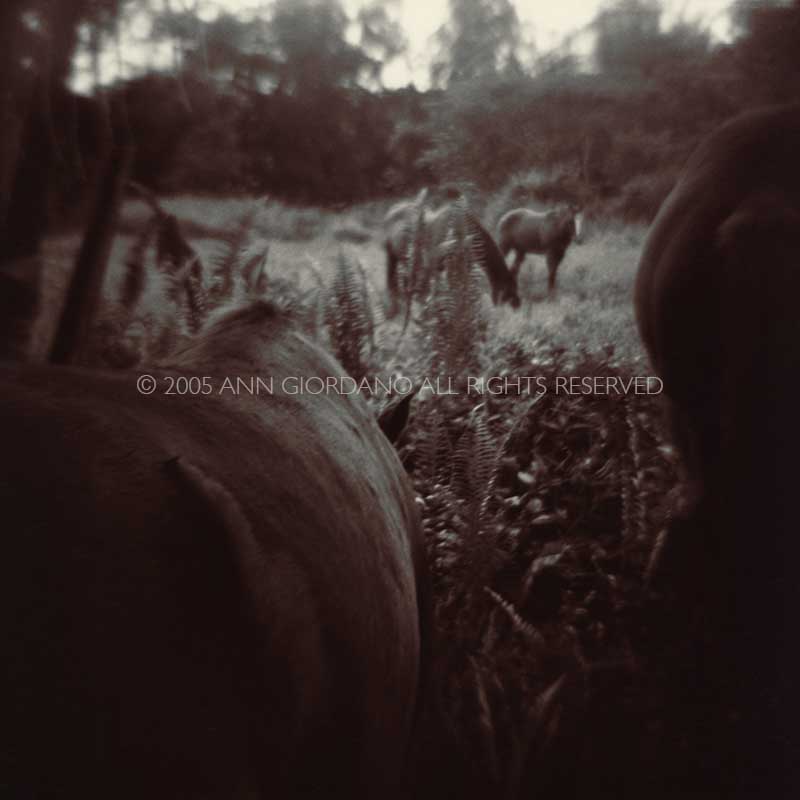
[374,0,732,86]
[75,0,735,91]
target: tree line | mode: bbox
[2,0,799,227]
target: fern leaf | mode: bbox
[208,207,257,306]
[325,252,373,381]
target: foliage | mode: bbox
[237,84,414,202]
[729,0,800,104]
[399,336,679,798]
[83,200,275,368]
[324,252,376,381]
[593,0,710,79]
[605,169,678,222]
[4,0,800,223]
[420,201,488,376]
[431,0,524,87]
[357,1,408,86]
[207,207,258,305]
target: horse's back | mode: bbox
[385,201,451,259]
[635,104,800,472]
[496,207,552,252]
[635,103,800,398]
[1,371,263,796]
[635,102,800,795]
[0,315,426,798]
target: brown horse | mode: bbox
[0,300,431,799]
[496,205,583,293]
[635,103,800,795]
[384,199,519,313]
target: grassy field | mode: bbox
[48,194,651,367]
[40,194,728,799]
[36,194,653,386]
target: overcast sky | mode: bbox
[76,0,735,91]
[371,0,733,86]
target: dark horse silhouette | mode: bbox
[635,103,800,797]
[384,199,520,314]
[496,205,583,293]
[0,299,431,799]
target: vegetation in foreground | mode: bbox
[27,193,744,797]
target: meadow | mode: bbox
[44,194,652,365]
[41,193,709,799]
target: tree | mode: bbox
[151,8,276,90]
[1,0,131,256]
[730,0,800,104]
[270,0,372,94]
[431,0,523,87]
[593,0,662,78]
[593,0,710,80]
[357,0,408,88]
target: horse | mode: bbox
[496,205,583,294]
[635,103,800,796]
[384,199,520,314]
[0,299,431,799]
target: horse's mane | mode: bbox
[167,299,293,369]
[205,299,285,335]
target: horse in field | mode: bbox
[496,205,583,293]
[0,298,431,799]
[635,102,800,796]
[384,198,520,314]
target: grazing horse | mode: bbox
[496,205,583,293]
[635,103,800,795]
[468,213,521,308]
[0,300,431,799]
[384,199,519,313]
[383,200,448,306]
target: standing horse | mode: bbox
[384,199,450,306]
[496,205,583,293]
[635,103,800,796]
[384,199,519,313]
[0,299,431,799]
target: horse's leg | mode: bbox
[546,251,561,294]
[510,250,525,277]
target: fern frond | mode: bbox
[325,252,374,381]
[396,189,429,339]
[241,240,270,297]
[304,257,328,340]
[353,257,376,359]
[622,395,646,541]
[181,256,207,335]
[208,207,257,306]
[417,404,454,487]
[470,404,497,521]
[421,198,486,377]
[424,267,458,376]
[484,588,544,649]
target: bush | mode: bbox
[608,170,678,223]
